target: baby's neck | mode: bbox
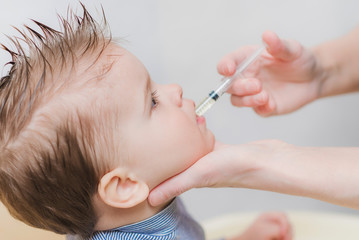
[93,196,171,231]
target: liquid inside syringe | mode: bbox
[195,46,265,116]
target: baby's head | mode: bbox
[0,5,214,238]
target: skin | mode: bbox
[115,47,215,189]
[148,27,359,210]
[92,43,215,229]
[228,213,292,240]
[91,43,292,240]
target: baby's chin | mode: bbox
[193,130,215,164]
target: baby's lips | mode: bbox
[196,115,206,124]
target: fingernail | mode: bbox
[154,191,165,206]
[225,64,231,75]
[255,92,268,105]
[227,62,236,75]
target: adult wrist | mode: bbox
[237,140,300,192]
[311,27,359,98]
[311,45,337,100]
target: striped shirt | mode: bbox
[82,198,205,240]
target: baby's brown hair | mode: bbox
[0,4,116,238]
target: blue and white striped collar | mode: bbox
[89,199,179,240]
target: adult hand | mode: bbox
[218,31,324,116]
[148,140,292,206]
[149,139,359,209]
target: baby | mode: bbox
[0,5,291,240]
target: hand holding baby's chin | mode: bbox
[228,212,292,240]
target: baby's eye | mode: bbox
[151,90,159,109]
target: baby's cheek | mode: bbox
[193,135,214,161]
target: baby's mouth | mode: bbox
[196,115,206,124]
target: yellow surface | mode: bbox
[0,203,64,240]
[202,211,359,240]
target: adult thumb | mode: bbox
[262,31,302,62]
[148,166,199,206]
[148,141,225,206]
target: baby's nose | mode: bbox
[173,84,183,98]
[168,84,183,106]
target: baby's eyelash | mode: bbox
[151,90,159,109]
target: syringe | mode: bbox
[195,46,265,116]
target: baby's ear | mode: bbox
[98,168,149,208]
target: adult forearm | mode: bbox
[148,141,359,209]
[246,145,359,209]
[314,26,359,98]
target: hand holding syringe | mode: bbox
[195,46,265,116]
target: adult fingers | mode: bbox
[148,156,212,206]
[227,78,262,96]
[231,91,278,117]
[148,171,195,206]
[262,30,302,62]
[230,90,269,108]
[253,97,276,117]
[217,55,238,76]
[217,47,257,76]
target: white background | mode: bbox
[1,0,359,222]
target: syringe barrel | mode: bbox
[214,77,233,96]
[195,46,265,116]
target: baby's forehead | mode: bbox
[102,44,144,69]
[67,44,126,87]
[95,44,149,85]
[75,43,149,111]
